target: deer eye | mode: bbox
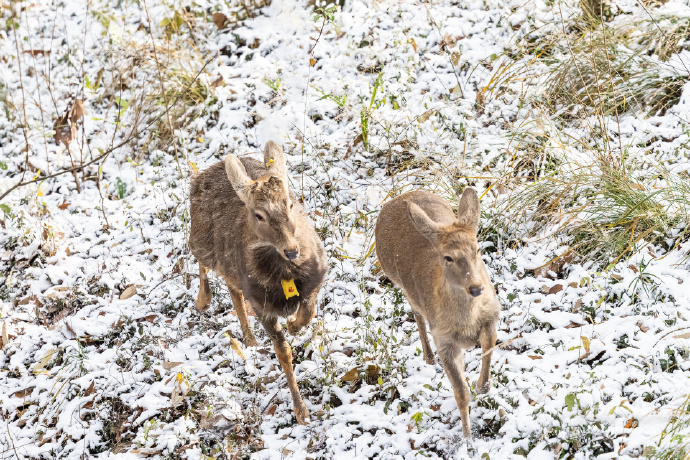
[255,213,264,221]
[444,256,453,262]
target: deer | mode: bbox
[189,141,328,425]
[374,188,500,438]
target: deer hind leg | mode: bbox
[196,262,212,312]
[261,316,310,425]
[438,343,472,438]
[413,312,435,365]
[476,321,497,394]
[225,280,257,347]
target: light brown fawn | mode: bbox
[189,141,327,425]
[375,188,500,437]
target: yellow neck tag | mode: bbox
[281,279,299,300]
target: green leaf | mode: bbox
[481,454,491,460]
[0,204,11,215]
[0,160,7,170]
[565,393,578,412]
[410,412,423,423]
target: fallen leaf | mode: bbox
[266,404,277,416]
[13,387,35,398]
[212,12,228,29]
[548,284,563,295]
[624,417,638,429]
[162,362,184,371]
[528,355,543,360]
[230,337,246,360]
[450,83,462,95]
[673,332,690,340]
[34,349,56,373]
[58,202,70,210]
[581,336,591,353]
[430,404,441,411]
[310,58,316,66]
[417,109,434,123]
[451,51,461,66]
[24,49,51,56]
[119,285,137,300]
[340,367,359,382]
[211,75,224,88]
[53,99,85,147]
[84,380,97,396]
[408,38,417,52]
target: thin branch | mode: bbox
[0,57,214,203]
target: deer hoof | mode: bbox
[287,315,303,335]
[294,403,310,425]
[476,379,491,394]
[195,296,211,312]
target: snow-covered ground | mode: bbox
[2,0,690,458]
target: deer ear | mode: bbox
[408,202,442,242]
[225,154,252,203]
[457,187,480,234]
[263,140,287,178]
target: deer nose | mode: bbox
[469,285,483,297]
[284,249,299,260]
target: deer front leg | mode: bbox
[225,281,257,347]
[413,312,435,365]
[476,321,497,394]
[261,316,310,425]
[196,262,212,312]
[287,289,318,335]
[438,343,472,438]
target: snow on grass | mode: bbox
[1,0,690,458]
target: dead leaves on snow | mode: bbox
[53,99,85,147]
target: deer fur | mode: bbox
[189,141,327,425]
[374,188,500,437]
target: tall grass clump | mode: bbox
[494,133,690,263]
[544,26,685,118]
[651,394,690,460]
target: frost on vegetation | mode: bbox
[2,0,690,458]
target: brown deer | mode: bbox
[189,141,327,425]
[374,188,500,437]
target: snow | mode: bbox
[1,0,690,457]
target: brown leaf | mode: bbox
[53,99,85,147]
[230,337,246,360]
[528,355,543,360]
[367,364,380,378]
[408,38,417,52]
[430,404,441,411]
[211,75,225,88]
[548,284,563,295]
[84,381,97,396]
[119,285,137,300]
[144,314,158,323]
[624,417,638,429]
[23,49,51,56]
[13,387,35,398]
[162,362,184,371]
[673,332,690,340]
[310,58,316,66]
[58,202,70,210]
[630,183,645,191]
[266,404,277,416]
[451,51,461,66]
[212,12,228,29]
[1,322,7,349]
[340,367,359,382]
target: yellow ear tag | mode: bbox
[281,279,299,300]
[266,158,274,167]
